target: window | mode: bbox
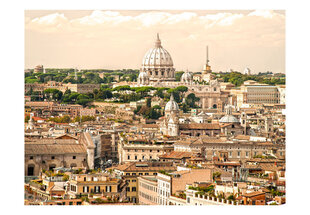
[42,160,45,164]
[132,179,136,182]
[139,173,143,175]
[153,173,157,175]
[95,186,100,193]
[145,173,149,175]
[83,186,89,193]
[237,151,241,158]
[30,156,33,160]
[150,150,152,152]
[229,151,232,158]
[246,151,249,158]
[135,155,137,160]
[127,155,130,160]
[150,156,152,159]
[132,173,136,176]
[126,173,130,176]
[132,187,137,192]
[126,187,130,191]
[157,150,160,152]
[73,156,76,159]
[106,186,112,192]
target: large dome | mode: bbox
[141,34,175,81]
[142,46,173,67]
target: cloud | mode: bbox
[25,10,285,73]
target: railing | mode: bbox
[193,193,238,205]
[25,176,39,183]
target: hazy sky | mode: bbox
[25,10,285,73]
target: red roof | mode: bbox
[32,116,47,121]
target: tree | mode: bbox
[113,85,131,92]
[175,71,184,81]
[146,97,152,107]
[43,88,63,101]
[175,86,188,93]
[186,93,200,108]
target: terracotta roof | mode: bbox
[25,144,86,155]
[25,139,78,145]
[159,151,192,159]
[179,123,220,130]
[242,191,265,198]
[234,135,250,140]
[25,102,54,107]
[32,116,47,121]
[55,134,78,140]
[113,162,176,172]
[141,124,159,129]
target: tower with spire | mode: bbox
[202,45,212,74]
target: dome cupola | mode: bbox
[165,93,179,112]
[219,105,239,123]
[181,70,193,83]
[137,70,149,85]
[141,34,176,82]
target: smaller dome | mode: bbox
[138,71,148,79]
[165,94,179,112]
[219,115,239,123]
[219,105,239,123]
[138,71,149,84]
[181,70,193,83]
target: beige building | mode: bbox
[25,82,100,94]
[118,136,174,164]
[230,80,280,108]
[174,136,285,161]
[25,140,87,176]
[67,173,127,201]
[138,176,158,205]
[112,162,176,203]
[25,132,95,176]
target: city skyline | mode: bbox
[25,10,285,73]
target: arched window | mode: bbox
[27,164,35,176]
[213,104,217,109]
[49,164,56,171]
